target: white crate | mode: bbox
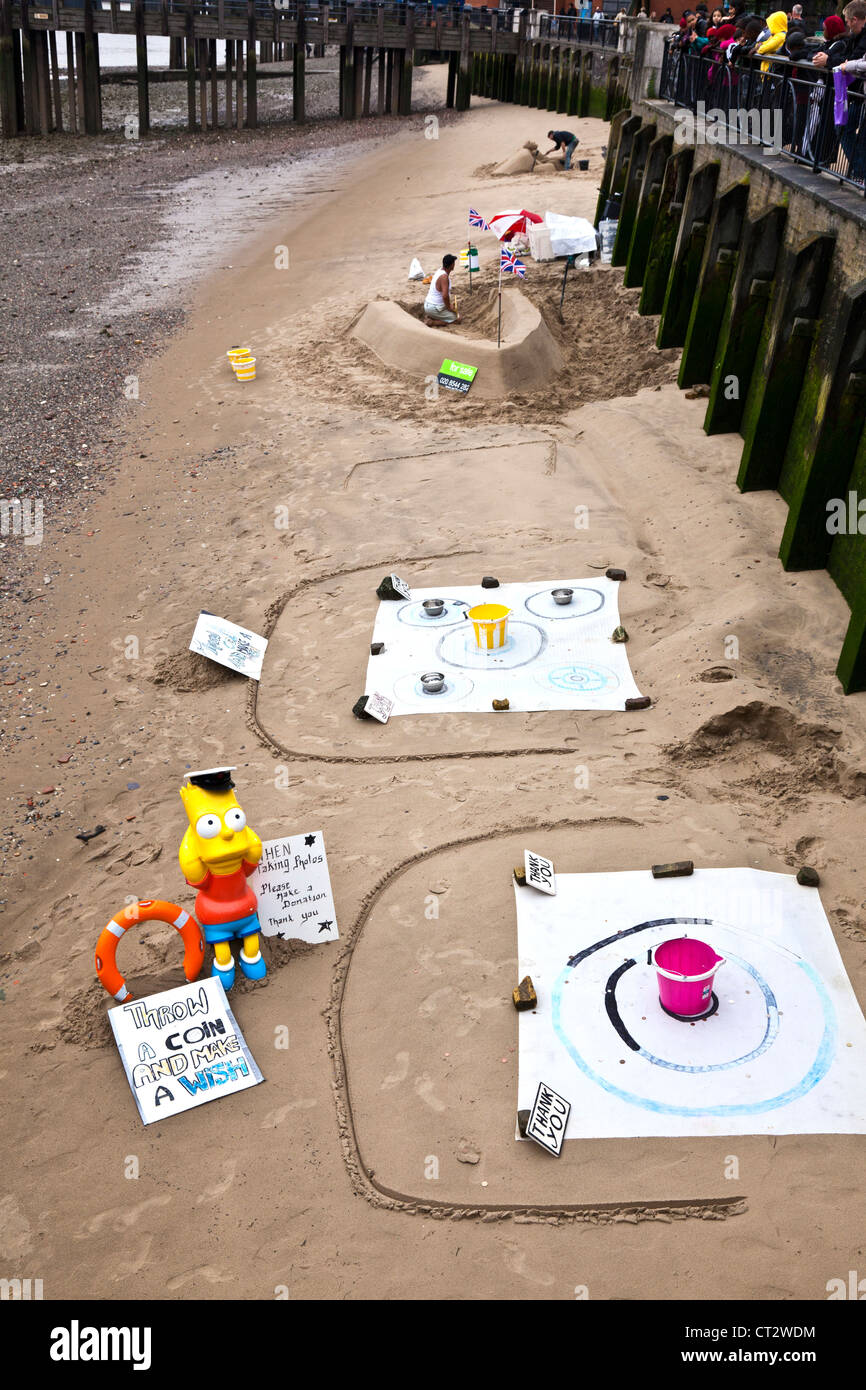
[528,223,555,262]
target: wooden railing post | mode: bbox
[294,0,306,123]
[246,0,257,127]
[135,0,150,133]
[185,1,197,129]
[399,2,413,115]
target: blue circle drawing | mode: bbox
[544,663,620,694]
[552,917,836,1117]
[395,599,470,629]
[524,586,606,620]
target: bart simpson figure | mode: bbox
[179,767,265,991]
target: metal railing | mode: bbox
[660,39,866,194]
[533,12,620,47]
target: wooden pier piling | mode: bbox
[293,2,305,124]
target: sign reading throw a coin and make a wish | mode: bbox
[249,832,340,944]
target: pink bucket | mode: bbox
[652,937,725,1019]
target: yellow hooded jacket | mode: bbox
[757,11,788,71]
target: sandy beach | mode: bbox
[2,64,865,1303]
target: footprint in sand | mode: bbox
[195,1158,238,1204]
[164,1265,236,1292]
[503,1241,556,1288]
[113,1234,155,1280]
[76,1194,171,1239]
[0,1193,34,1260]
[414,1073,447,1113]
[381,1051,410,1090]
[260,1099,318,1129]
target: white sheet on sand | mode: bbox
[544,211,598,256]
[515,867,866,1139]
[364,578,641,715]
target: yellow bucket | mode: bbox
[468,602,511,651]
[227,347,253,365]
[233,357,256,380]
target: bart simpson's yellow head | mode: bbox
[179,769,257,875]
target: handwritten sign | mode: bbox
[526,1081,571,1156]
[389,574,412,600]
[524,849,556,895]
[365,692,394,723]
[250,832,339,944]
[189,611,268,681]
[437,358,478,395]
[108,977,263,1126]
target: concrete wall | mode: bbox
[597,101,866,692]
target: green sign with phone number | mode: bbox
[438,359,478,394]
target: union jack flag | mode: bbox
[468,208,489,231]
[500,247,526,278]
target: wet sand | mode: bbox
[2,70,865,1300]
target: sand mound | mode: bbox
[150,649,247,693]
[492,141,565,176]
[665,701,866,803]
[667,701,841,761]
[352,287,563,398]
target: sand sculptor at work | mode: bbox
[423,253,463,327]
[546,128,580,170]
[178,767,266,991]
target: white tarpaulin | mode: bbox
[544,211,598,256]
[364,579,641,715]
[515,867,866,1138]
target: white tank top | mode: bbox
[425,270,450,311]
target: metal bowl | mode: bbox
[552,587,574,606]
[422,598,446,617]
[420,671,446,693]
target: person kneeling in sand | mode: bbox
[423,254,462,327]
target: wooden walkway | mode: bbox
[0,1,620,137]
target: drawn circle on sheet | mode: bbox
[395,599,471,628]
[436,621,547,671]
[392,672,475,706]
[605,952,780,1072]
[539,663,621,695]
[524,586,606,620]
[551,916,836,1116]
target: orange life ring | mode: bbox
[94,899,205,1002]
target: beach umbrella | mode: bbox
[487,209,543,242]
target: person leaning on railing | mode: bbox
[813,2,866,183]
[813,1,866,69]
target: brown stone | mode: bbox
[797,865,820,887]
[652,861,694,879]
[517,1109,531,1137]
[512,975,537,1010]
[625,696,652,710]
[606,567,627,581]
[492,698,510,710]
[513,865,527,886]
[611,625,629,643]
